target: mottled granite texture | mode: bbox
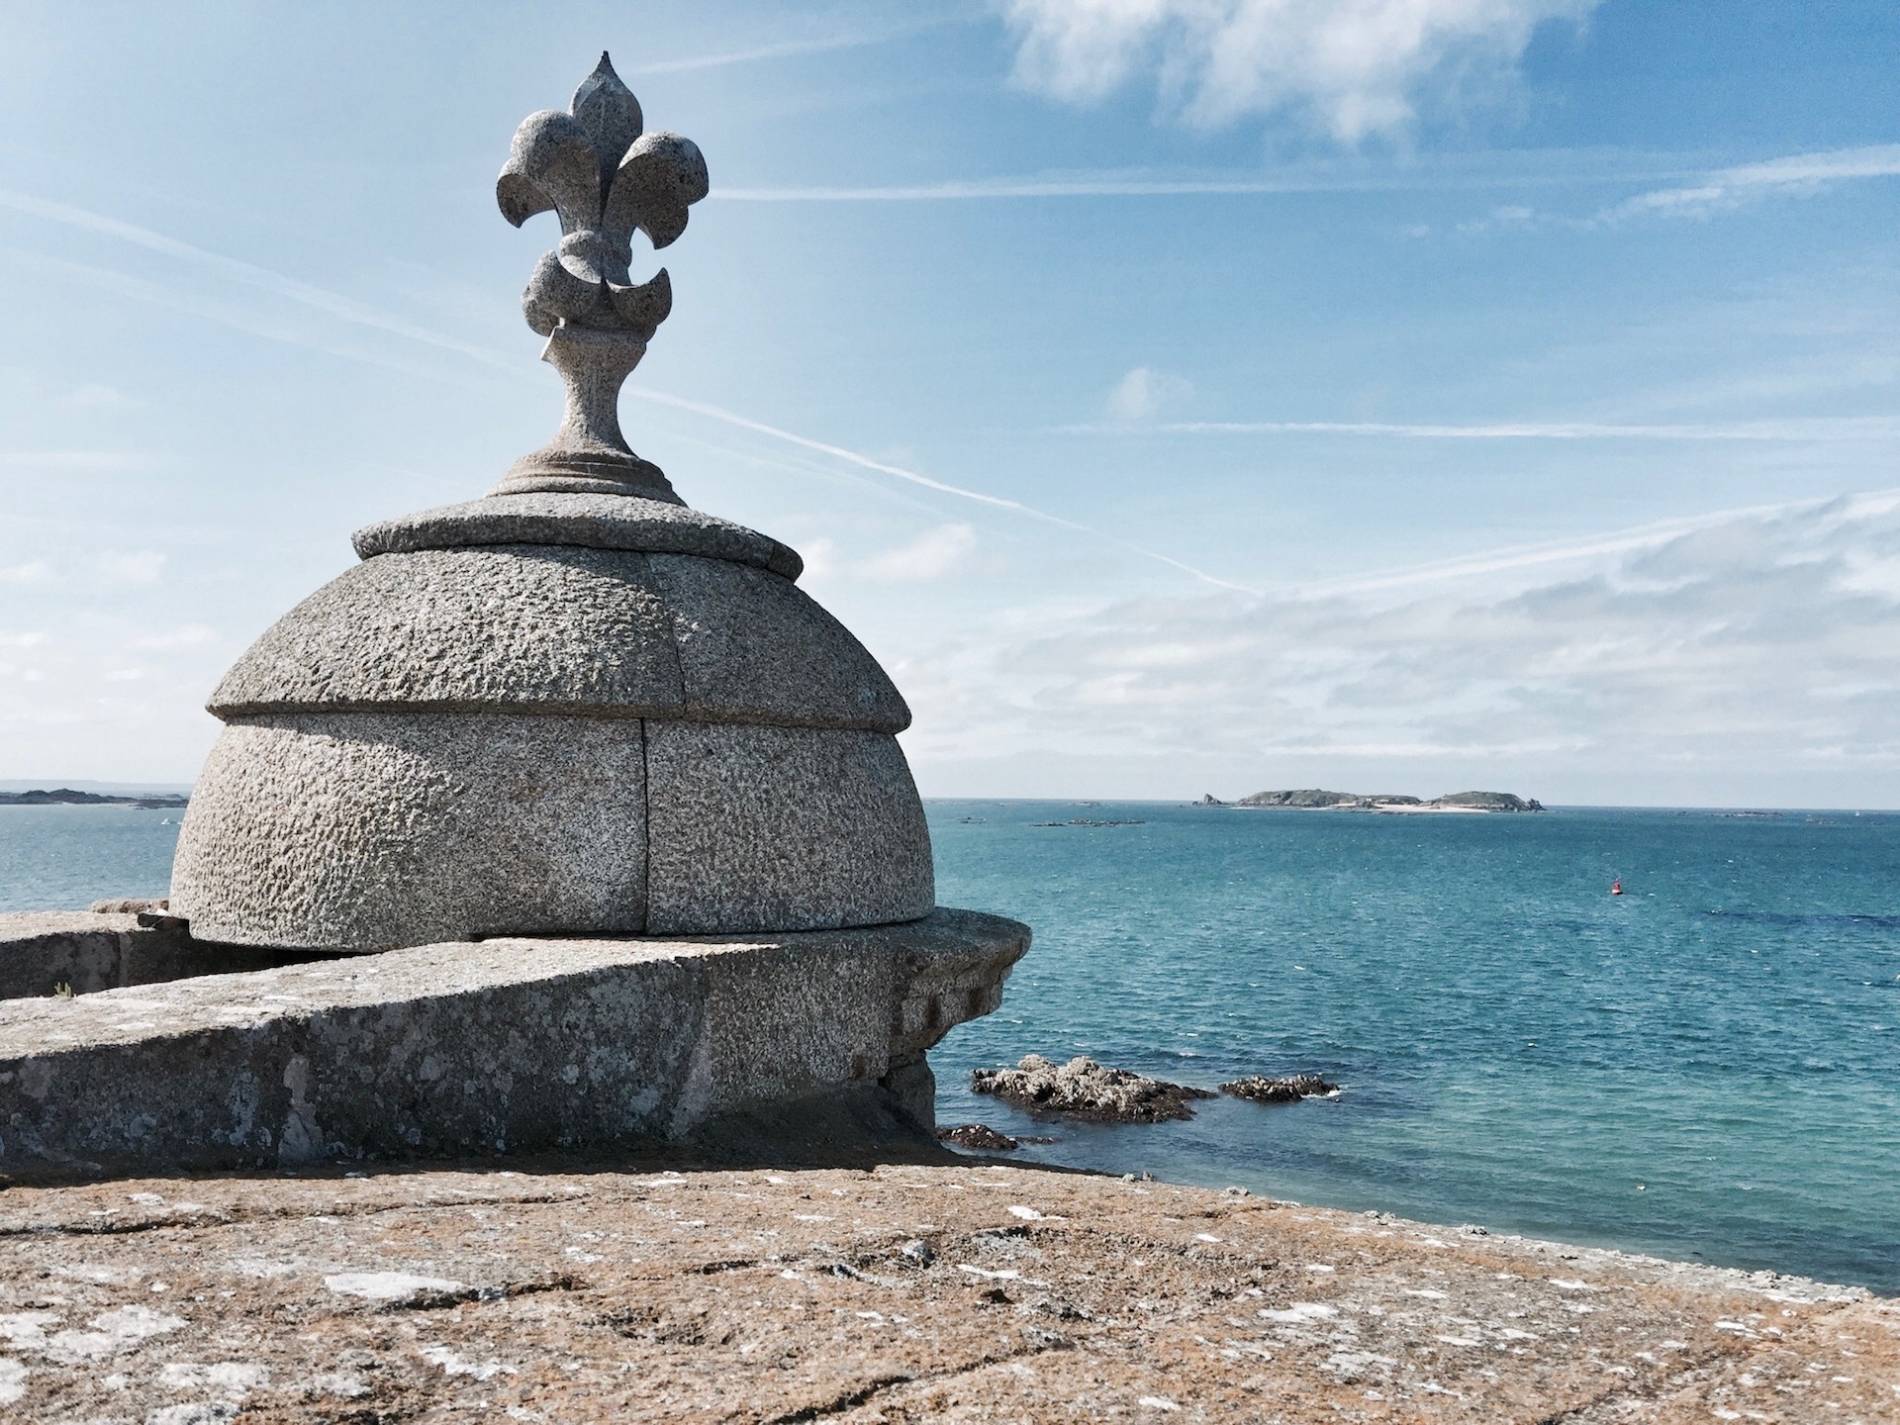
[208,544,907,731]
[172,713,652,949]
[352,491,804,578]
[648,553,910,730]
[0,909,1028,1174]
[0,913,233,1000]
[176,537,930,947]
[645,722,933,934]
[207,546,686,718]
[493,54,707,496]
[0,1162,1885,1422]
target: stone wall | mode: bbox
[0,907,1028,1176]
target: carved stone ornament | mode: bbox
[495,53,709,500]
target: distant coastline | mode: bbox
[0,787,189,810]
[1195,788,1543,814]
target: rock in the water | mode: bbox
[971,1054,1215,1123]
[1221,1073,1338,1104]
[88,897,168,914]
[937,1122,1020,1151]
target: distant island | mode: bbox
[1196,789,1543,814]
[0,787,189,809]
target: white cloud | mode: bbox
[1596,143,1900,224]
[98,551,166,585]
[1002,0,1599,143]
[1107,366,1193,422]
[898,489,1900,799]
[64,383,133,410]
[792,537,839,587]
[0,561,48,584]
[1062,416,1900,443]
[1442,143,1900,233]
[0,632,47,649]
[633,17,957,74]
[0,450,155,473]
[863,523,978,581]
[133,624,217,651]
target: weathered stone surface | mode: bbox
[86,897,167,915]
[207,543,908,734]
[1222,1072,1340,1103]
[645,721,933,934]
[0,1160,1885,1423]
[972,1054,1217,1123]
[937,1122,1020,1150]
[0,912,247,999]
[208,545,685,718]
[351,490,804,578]
[489,56,708,497]
[651,554,911,732]
[0,909,1027,1174]
[172,713,649,950]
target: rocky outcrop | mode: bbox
[971,1055,1215,1123]
[937,1123,1020,1151]
[0,788,187,808]
[1228,788,1541,811]
[1221,1073,1338,1103]
[1236,789,1423,808]
[1431,791,1543,811]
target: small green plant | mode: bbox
[51,982,73,999]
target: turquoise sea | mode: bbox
[3,800,1896,1292]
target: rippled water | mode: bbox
[3,800,1895,1291]
[930,801,1900,1293]
[0,805,181,912]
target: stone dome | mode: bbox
[169,55,935,952]
[171,492,934,950]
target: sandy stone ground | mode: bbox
[0,1155,1892,1422]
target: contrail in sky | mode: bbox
[628,389,1262,594]
[1296,487,1900,599]
[1063,417,1900,442]
[631,18,960,75]
[0,187,1256,594]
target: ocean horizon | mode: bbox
[2,797,1895,1294]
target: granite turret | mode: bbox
[171,55,933,951]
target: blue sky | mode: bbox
[2,1,1897,805]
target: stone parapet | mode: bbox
[0,912,235,1000]
[0,907,1028,1177]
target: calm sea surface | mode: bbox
[2,800,1896,1292]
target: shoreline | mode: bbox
[1226,801,1492,814]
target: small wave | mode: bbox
[1704,909,1900,930]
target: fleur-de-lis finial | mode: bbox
[493,53,709,501]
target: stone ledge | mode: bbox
[0,907,1028,1177]
[0,1161,1881,1423]
[0,911,271,1001]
